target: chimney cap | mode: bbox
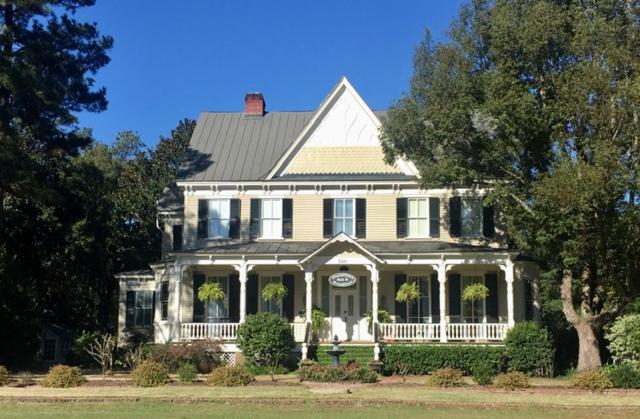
[244,92,266,115]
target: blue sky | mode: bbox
[76,0,465,146]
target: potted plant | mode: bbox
[197,281,226,322]
[261,282,288,312]
[395,281,421,306]
[462,282,489,337]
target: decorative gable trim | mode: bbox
[299,232,385,266]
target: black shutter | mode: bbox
[449,197,462,238]
[448,273,461,317]
[229,199,241,239]
[172,225,183,251]
[430,272,439,317]
[246,274,259,315]
[323,199,334,238]
[396,198,408,238]
[197,200,208,239]
[250,199,261,239]
[282,274,295,321]
[482,203,495,238]
[485,273,498,322]
[282,199,293,238]
[125,291,135,328]
[429,197,440,238]
[192,273,206,322]
[228,274,239,322]
[394,274,407,322]
[355,198,366,238]
[152,291,156,323]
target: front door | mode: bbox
[331,287,358,341]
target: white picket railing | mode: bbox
[180,322,239,341]
[379,323,440,341]
[446,323,510,341]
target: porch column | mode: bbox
[370,265,380,345]
[304,269,314,324]
[437,263,447,343]
[173,264,184,341]
[504,259,515,327]
[237,264,248,323]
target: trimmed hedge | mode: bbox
[383,345,506,375]
[504,321,554,376]
[315,345,374,366]
[298,363,377,383]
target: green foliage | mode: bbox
[197,281,226,304]
[261,283,288,302]
[396,282,421,303]
[605,315,640,368]
[177,362,198,384]
[0,366,10,386]
[315,345,374,366]
[148,341,221,373]
[237,313,295,380]
[494,372,530,390]
[206,365,254,387]
[462,283,489,302]
[365,310,392,334]
[69,331,102,368]
[604,364,640,389]
[297,363,377,383]
[40,365,86,388]
[427,368,464,387]
[383,345,505,376]
[504,322,555,376]
[130,360,170,387]
[472,363,497,385]
[311,308,326,333]
[571,369,612,393]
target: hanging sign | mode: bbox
[328,272,357,287]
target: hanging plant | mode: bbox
[462,283,489,302]
[261,282,288,302]
[395,281,421,303]
[197,281,225,304]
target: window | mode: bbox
[160,281,169,321]
[135,291,154,326]
[407,198,428,237]
[333,198,354,235]
[208,199,230,238]
[172,225,183,251]
[461,275,485,323]
[406,276,430,323]
[261,199,282,238]
[43,339,56,361]
[206,276,229,322]
[261,276,283,315]
[461,199,483,237]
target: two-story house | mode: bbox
[116,77,540,361]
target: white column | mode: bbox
[505,259,515,327]
[532,274,541,322]
[238,264,248,323]
[437,263,447,343]
[370,265,380,341]
[173,264,184,342]
[304,270,314,324]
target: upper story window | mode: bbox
[250,198,293,239]
[334,198,354,235]
[172,225,183,251]
[197,199,240,240]
[209,199,230,238]
[397,197,440,238]
[407,198,428,237]
[323,198,366,239]
[461,199,483,238]
[261,199,282,238]
[449,196,494,239]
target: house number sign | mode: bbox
[328,272,357,287]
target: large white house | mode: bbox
[116,77,540,361]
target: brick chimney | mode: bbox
[244,92,266,115]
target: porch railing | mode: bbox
[446,323,510,341]
[379,323,440,341]
[379,322,510,342]
[180,322,239,341]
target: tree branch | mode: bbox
[560,269,580,326]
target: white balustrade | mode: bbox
[379,323,441,341]
[446,323,510,341]
[379,322,510,341]
[180,323,239,341]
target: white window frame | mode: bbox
[261,198,283,239]
[260,276,283,316]
[333,198,355,236]
[461,198,483,238]
[406,276,431,323]
[206,276,229,322]
[208,199,231,239]
[407,198,429,238]
[461,275,486,324]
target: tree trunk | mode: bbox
[574,320,602,371]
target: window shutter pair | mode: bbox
[396,198,440,238]
[197,199,241,239]
[249,199,293,239]
[322,199,366,238]
[448,197,495,238]
[192,273,206,322]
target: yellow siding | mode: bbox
[286,147,400,174]
[292,195,324,241]
[364,195,396,240]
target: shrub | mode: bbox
[605,314,640,369]
[68,331,101,367]
[149,340,221,373]
[206,365,254,386]
[504,321,554,376]
[427,368,464,387]
[494,372,530,390]
[605,364,640,389]
[383,345,505,375]
[0,366,10,386]
[130,360,170,387]
[237,313,295,381]
[40,365,86,388]
[297,363,377,383]
[472,363,497,385]
[571,369,612,393]
[177,362,198,383]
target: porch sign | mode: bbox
[328,272,357,287]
